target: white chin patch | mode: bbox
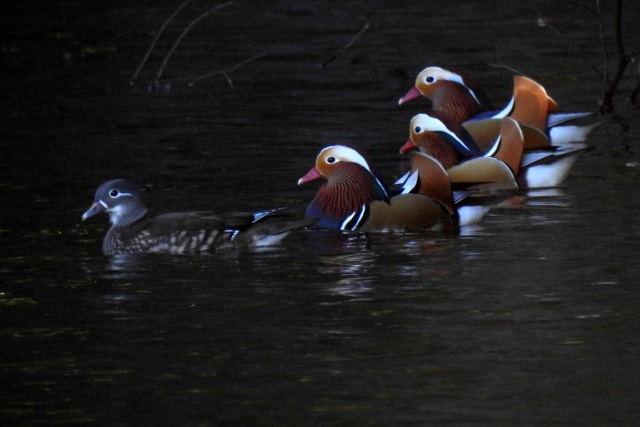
[108,205,126,225]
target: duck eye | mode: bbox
[109,189,120,198]
[414,126,422,133]
[327,156,336,164]
[425,76,435,84]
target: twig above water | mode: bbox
[533,1,638,113]
[130,0,194,84]
[487,63,524,75]
[155,1,234,80]
[186,48,271,87]
[534,5,604,79]
[321,22,370,68]
[631,60,640,107]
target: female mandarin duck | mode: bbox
[399,66,597,144]
[298,144,458,233]
[82,179,314,255]
[402,113,591,189]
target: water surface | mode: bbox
[1,1,639,425]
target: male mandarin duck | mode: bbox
[398,66,597,144]
[390,148,503,226]
[394,148,510,226]
[401,115,522,186]
[397,110,483,169]
[297,144,458,232]
[398,66,495,123]
[402,113,591,188]
[82,179,314,255]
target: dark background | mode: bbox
[1,1,639,425]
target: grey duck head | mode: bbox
[82,179,148,227]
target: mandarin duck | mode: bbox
[403,113,591,188]
[398,66,596,143]
[396,110,483,169]
[394,149,509,226]
[298,144,458,233]
[395,117,526,225]
[82,179,314,255]
[398,66,495,122]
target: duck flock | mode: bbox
[296,66,600,233]
[83,66,600,255]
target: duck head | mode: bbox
[398,66,493,122]
[400,112,482,168]
[82,179,148,227]
[298,145,389,230]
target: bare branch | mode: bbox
[156,1,234,80]
[596,0,611,110]
[487,63,524,75]
[629,58,640,107]
[321,22,370,68]
[130,0,194,84]
[185,48,271,86]
[599,0,629,113]
[534,4,604,79]
[565,0,598,16]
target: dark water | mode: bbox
[2,1,640,425]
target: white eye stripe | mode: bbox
[440,71,481,105]
[412,114,448,133]
[319,145,390,201]
[109,190,134,199]
[320,145,373,174]
[419,67,481,105]
[411,114,475,152]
